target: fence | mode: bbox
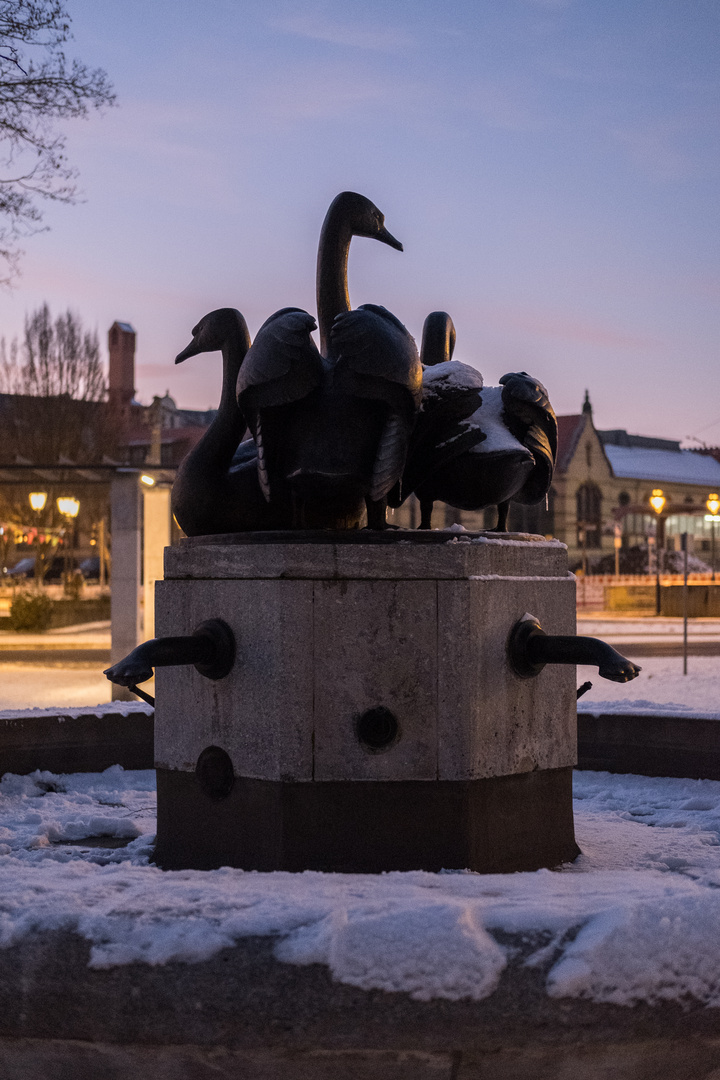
[576,574,720,613]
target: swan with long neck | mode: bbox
[316,191,403,356]
[171,308,290,535]
[237,192,420,528]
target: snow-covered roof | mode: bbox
[556,413,586,471]
[605,445,720,486]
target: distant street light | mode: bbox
[140,474,156,487]
[649,489,666,515]
[650,489,666,615]
[57,497,80,519]
[57,496,80,587]
[28,491,47,587]
[707,493,720,583]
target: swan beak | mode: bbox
[175,340,200,363]
[377,226,403,252]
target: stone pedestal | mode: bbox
[154,532,579,872]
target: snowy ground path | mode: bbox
[577,654,720,716]
[2,765,720,1008]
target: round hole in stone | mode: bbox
[356,706,400,752]
[196,745,235,800]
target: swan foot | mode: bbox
[492,500,510,532]
[365,496,394,530]
[418,497,433,530]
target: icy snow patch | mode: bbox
[0,765,155,863]
[0,702,153,721]
[468,386,529,456]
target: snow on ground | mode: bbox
[2,765,720,1007]
[0,665,113,710]
[577,654,720,717]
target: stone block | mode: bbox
[155,579,314,781]
[164,534,568,582]
[437,576,576,780]
[313,579,438,781]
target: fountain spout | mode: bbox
[508,616,641,683]
[104,619,235,706]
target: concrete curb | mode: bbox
[0,932,718,1079]
[0,706,153,774]
[577,712,720,779]
[4,707,720,782]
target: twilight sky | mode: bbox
[0,0,718,444]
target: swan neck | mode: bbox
[194,323,250,463]
[316,212,352,356]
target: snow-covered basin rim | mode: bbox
[0,702,153,721]
[578,702,720,720]
[5,765,720,1009]
[0,858,718,1008]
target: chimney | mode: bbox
[108,321,136,411]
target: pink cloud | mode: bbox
[482,304,663,350]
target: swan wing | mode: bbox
[370,413,413,501]
[499,372,558,503]
[237,308,323,407]
[330,304,422,406]
[394,361,485,499]
[499,372,557,463]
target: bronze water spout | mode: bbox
[508,616,641,683]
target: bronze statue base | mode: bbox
[153,766,579,874]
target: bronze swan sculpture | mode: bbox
[170,308,291,535]
[237,192,422,529]
[393,311,557,530]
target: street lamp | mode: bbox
[650,489,666,615]
[707,493,720,583]
[57,496,80,587]
[28,492,47,587]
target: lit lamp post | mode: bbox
[649,488,666,615]
[28,492,47,588]
[57,496,80,588]
[707,493,720,583]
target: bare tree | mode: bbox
[0,1,115,281]
[0,302,116,463]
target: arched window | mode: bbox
[576,483,602,548]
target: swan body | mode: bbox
[395,312,556,530]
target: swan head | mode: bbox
[328,191,403,251]
[176,308,249,363]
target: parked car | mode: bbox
[4,557,36,578]
[4,555,77,581]
[78,556,106,581]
